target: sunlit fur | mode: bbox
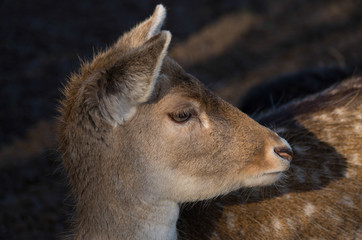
[57,5,292,240]
[178,77,362,240]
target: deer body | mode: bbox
[179,77,362,239]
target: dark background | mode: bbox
[1,0,361,239]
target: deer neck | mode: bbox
[117,196,180,240]
[74,170,180,240]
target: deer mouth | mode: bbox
[263,171,283,176]
[242,170,285,187]
[262,163,290,177]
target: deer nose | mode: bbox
[274,146,293,162]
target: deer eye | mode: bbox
[170,110,192,123]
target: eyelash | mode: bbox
[169,109,193,123]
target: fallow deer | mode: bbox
[57,5,292,240]
[57,4,361,240]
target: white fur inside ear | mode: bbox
[147,4,166,39]
[141,31,171,103]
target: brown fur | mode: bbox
[57,5,292,240]
[179,77,362,239]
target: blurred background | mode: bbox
[1,0,361,239]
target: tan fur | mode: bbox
[57,5,292,240]
[179,77,362,239]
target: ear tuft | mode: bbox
[147,4,167,39]
[146,30,171,94]
[117,4,167,48]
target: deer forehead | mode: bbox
[142,70,219,113]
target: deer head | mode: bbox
[58,5,292,239]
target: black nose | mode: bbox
[274,146,293,161]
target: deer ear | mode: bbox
[97,31,171,126]
[118,4,166,48]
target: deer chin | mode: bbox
[241,170,287,187]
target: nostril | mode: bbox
[274,146,293,161]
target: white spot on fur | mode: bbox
[286,218,294,229]
[333,108,345,116]
[327,207,342,223]
[345,168,357,179]
[283,192,291,199]
[262,225,270,233]
[357,113,362,120]
[273,218,282,231]
[313,113,330,121]
[342,195,355,207]
[348,153,361,166]
[354,123,362,133]
[304,203,315,217]
[226,212,235,230]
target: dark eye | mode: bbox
[170,110,192,123]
